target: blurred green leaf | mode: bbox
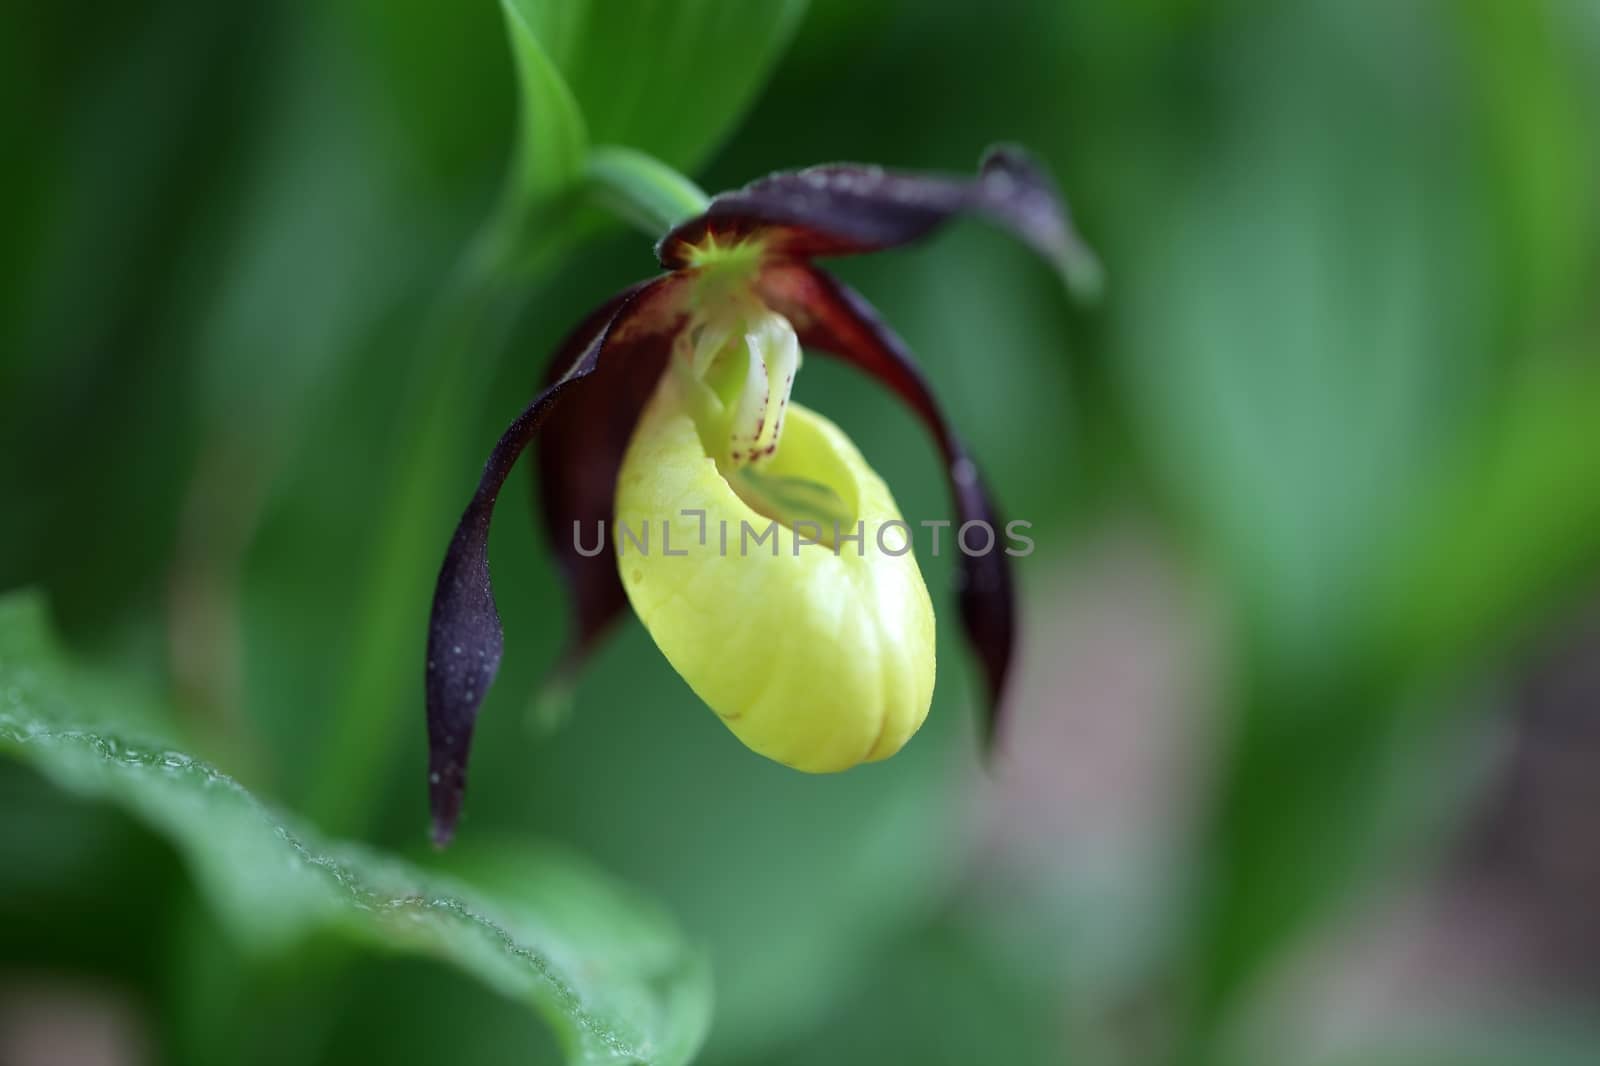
[501,0,589,210]
[0,591,711,1066]
[1375,358,1600,679]
[494,0,806,228]
[1455,0,1599,340]
[506,0,807,177]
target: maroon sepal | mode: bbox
[756,263,1017,749]
[425,276,684,846]
[534,307,675,686]
[658,146,1100,299]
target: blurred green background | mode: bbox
[4,1,1600,1064]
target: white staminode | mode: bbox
[676,296,802,469]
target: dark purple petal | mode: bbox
[427,275,685,846]
[658,145,1101,299]
[533,309,674,689]
[756,263,1017,750]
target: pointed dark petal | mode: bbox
[756,263,1017,749]
[533,307,675,688]
[658,145,1101,300]
[973,146,1103,298]
[426,275,684,846]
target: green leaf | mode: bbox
[0,591,711,1066]
[502,0,807,181]
[1373,359,1600,679]
[500,0,589,209]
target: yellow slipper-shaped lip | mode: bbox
[616,371,935,772]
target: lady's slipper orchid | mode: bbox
[426,147,1095,843]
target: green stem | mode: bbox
[583,145,710,238]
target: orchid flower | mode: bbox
[426,147,1097,844]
